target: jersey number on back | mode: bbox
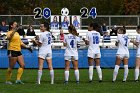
[93,36,99,44]
[48,37,51,44]
[70,40,74,48]
[124,38,128,47]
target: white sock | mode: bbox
[50,70,54,84]
[123,65,129,81]
[113,65,120,81]
[65,71,69,81]
[96,66,102,80]
[135,68,139,80]
[89,66,93,81]
[74,70,79,81]
[38,70,42,84]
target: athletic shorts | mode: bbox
[7,50,22,57]
[88,53,101,59]
[38,53,52,59]
[116,54,129,59]
[65,56,78,61]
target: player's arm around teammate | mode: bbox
[6,21,32,84]
[63,25,80,84]
[83,23,102,82]
[32,22,54,84]
[112,27,130,82]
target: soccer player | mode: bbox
[31,22,54,84]
[83,23,102,82]
[63,25,80,84]
[131,25,140,82]
[6,21,32,84]
[112,27,130,82]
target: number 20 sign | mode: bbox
[33,7,51,19]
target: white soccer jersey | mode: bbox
[116,34,130,55]
[64,33,80,56]
[136,34,140,55]
[86,31,101,54]
[38,31,52,54]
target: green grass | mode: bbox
[0,69,140,93]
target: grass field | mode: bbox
[0,69,140,93]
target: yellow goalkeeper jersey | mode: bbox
[7,31,23,51]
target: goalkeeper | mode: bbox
[5,21,32,84]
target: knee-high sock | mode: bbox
[64,71,69,81]
[96,66,102,80]
[38,70,42,84]
[50,70,54,83]
[74,70,79,81]
[123,65,129,81]
[113,65,120,81]
[135,68,139,80]
[6,68,12,81]
[89,66,93,81]
[17,68,24,80]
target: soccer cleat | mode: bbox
[5,81,13,85]
[76,81,80,84]
[15,80,24,84]
[89,80,92,83]
[135,80,139,82]
[51,81,54,84]
[122,80,126,82]
[112,80,115,83]
[64,81,68,85]
[36,81,41,84]
[99,80,102,83]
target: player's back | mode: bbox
[87,31,100,53]
[64,33,80,56]
[117,34,130,54]
[39,31,52,52]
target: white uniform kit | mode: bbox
[64,33,80,61]
[86,31,101,58]
[116,34,130,59]
[38,31,52,59]
[86,30,102,81]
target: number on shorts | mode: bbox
[70,40,74,48]
[93,36,99,44]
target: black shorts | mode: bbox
[7,50,22,57]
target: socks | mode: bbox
[89,66,93,81]
[96,66,102,80]
[17,68,24,80]
[135,68,139,80]
[123,65,129,81]
[64,71,69,81]
[74,70,79,81]
[113,65,120,81]
[6,68,12,81]
[38,70,42,84]
[50,70,54,84]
